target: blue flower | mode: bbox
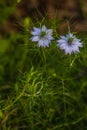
[30,25,54,47]
[57,33,82,54]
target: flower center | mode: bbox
[40,31,46,37]
[68,37,73,45]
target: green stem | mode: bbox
[70,54,78,67]
[67,21,71,34]
[42,47,46,70]
[62,79,67,121]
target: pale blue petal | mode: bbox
[31,27,41,35]
[60,36,66,40]
[31,36,40,41]
[41,25,47,32]
[46,35,54,40]
[58,43,67,49]
[74,38,81,42]
[72,40,82,47]
[33,27,41,32]
[73,48,79,53]
[46,29,53,35]
[43,39,50,47]
[65,46,72,54]
[57,39,66,43]
[71,45,80,52]
[38,40,44,47]
[69,33,73,37]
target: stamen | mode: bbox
[40,31,46,37]
[68,37,73,44]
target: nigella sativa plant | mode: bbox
[30,25,54,47]
[57,33,82,54]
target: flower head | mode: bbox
[30,25,54,47]
[57,33,82,54]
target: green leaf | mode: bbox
[24,17,31,29]
[0,39,10,53]
[0,110,3,119]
